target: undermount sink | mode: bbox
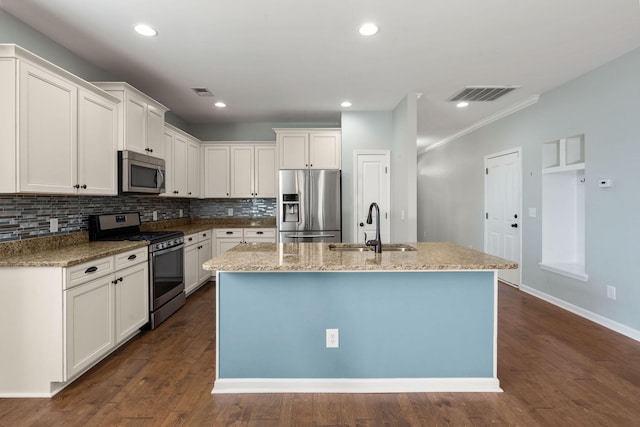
[328,244,416,252]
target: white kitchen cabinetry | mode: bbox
[184,230,213,295]
[187,140,201,198]
[214,228,276,253]
[163,124,201,198]
[0,45,119,195]
[0,245,149,397]
[204,143,276,198]
[93,82,168,159]
[65,247,148,379]
[203,145,231,197]
[275,128,341,169]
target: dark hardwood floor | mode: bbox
[2,281,640,426]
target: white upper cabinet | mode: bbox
[78,89,118,195]
[275,128,341,169]
[187,139,201,198]
[163,123,200,198]
[0,45,119,195]
[203,145,231,198]
[204,143,276,198]
[92,82,168,160]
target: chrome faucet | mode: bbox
[365,202,382,253]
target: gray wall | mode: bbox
[391,94,418,243]
[418,47,640,334]
[340,111,393,242]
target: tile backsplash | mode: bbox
[0,194,276,243]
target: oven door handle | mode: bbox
[151,243,184,257]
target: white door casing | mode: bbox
[484,149,522,286]
[354,150,391,244]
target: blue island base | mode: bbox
[214,271,501,394]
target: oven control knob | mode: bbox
[156,243,164,250]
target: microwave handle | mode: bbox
[156,167,165,190]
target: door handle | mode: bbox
[511,223,518,228]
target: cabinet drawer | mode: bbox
[114,247,148,270]
[215,229,242,238]
[184,232,198,246]
[65,257,115,290]
[244,228,276,239]
[198,229,212,242]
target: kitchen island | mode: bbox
[204,242,517,394]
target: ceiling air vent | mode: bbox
[192,87,214,97]
[449,86,519,102]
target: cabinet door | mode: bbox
[146,104,165,159]
[230,145,254,197]
[115,262,149,344]
[65,275,114,380]
[309,132,341,169]
[278,133,308,169]
[173,134,188,196]
[254,145,277,197]
[78,89,118,195]
[19,61,78,193]
[197,239,212,285]
[204,145,230,197]
[187,140,201,198]
[216,238,243,254]
[162,129,175,196]
[123,92,147,154]
[184,243,199,295]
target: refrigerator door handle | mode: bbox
[284,233,336,238]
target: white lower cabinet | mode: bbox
[214,227,276,256]
[64,247,148,380]
[184,229,212,296]
[65,274,115,380]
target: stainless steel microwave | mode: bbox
[118,150,166,194]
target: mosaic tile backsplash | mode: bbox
[0,194,276,243]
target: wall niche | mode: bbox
[540,135,587,281]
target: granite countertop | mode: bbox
[203,242,518,272]
[144,217,276,236]
[0,217,277,268]
[0,239,148,267]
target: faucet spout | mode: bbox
[365,202,382,253]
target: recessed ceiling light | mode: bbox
[359,23,379,36]
[456,101,469,108]
[214,102,227,108]
[341,101,352,107]
[134,24,157,37]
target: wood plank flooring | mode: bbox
[2,281,640,426]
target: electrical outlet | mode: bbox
[49,218,58,233]
[607,285,616,300]
[179,209,183,218]
[152,211,158,221]
[326,329,339,348]
[227,208,233,216]
[529,208,537,218]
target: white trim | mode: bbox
[538,262,588,281]
[212,378,502,394]
[422,95,539,153]
[520,284,640,342]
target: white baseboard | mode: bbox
[520,284,640,342]
[212,378,502,394]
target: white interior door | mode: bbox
[485,149,522,286]
[354,151,390,244]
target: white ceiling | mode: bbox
[2,0,640,149]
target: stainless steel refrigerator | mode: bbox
[278,169,341,243]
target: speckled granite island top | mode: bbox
[204,242,518,272]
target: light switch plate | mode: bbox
[528,208,537,218]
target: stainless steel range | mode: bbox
[89,212,185,329]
